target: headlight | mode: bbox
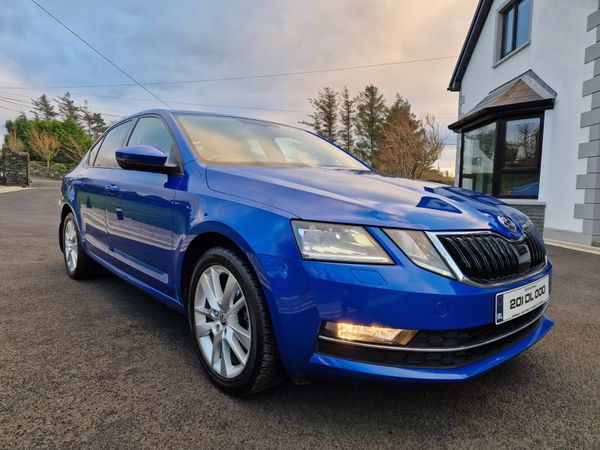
[385,229,454,278]
[291,221,392,264]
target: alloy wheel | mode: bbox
[64,219,78,273]
[193,265,252,379]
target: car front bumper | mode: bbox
[307,316,553,382]
[255,247,553,382]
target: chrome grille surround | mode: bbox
[426,227,548,287]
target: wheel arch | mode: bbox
[179,227,260,315]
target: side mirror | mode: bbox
[115,145,178,174]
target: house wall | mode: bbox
[576,4,600,245]
[458,0,597,240]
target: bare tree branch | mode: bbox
[29,127,61,168]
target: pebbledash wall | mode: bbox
[454,0,599,245]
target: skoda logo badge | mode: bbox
[498,216,517,233]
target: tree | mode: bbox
[377,114,444,179]
[354,85,387,163]
[63,135,88,162]
[81,102,107,139]
[300,87,338,143]
[29,127,61,168]
[5,95,105,166]
[5,129,24,153]
[54,118,93,163]
[338,86,356,155]
[31,94,57,120]
[56,92,80,122]
[386,94,419,129]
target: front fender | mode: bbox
[172,180,304,372]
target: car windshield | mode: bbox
[176,114,369,170]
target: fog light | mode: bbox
[323,321,418,346]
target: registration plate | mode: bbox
[495,275,549,324]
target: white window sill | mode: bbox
[493,41,531,68]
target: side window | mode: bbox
[127,117,175,157]
[93,120,132,168]
[87,138,103,166]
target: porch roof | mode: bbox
[449,70,557,131]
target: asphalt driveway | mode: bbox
[0,178,598,449]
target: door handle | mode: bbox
[105,184,120,193]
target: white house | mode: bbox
[448,0,600,246]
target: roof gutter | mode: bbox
[448,0,493,92]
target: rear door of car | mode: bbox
[75,120,133,260]
[106,115,183,297]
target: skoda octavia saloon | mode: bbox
[59,110,553,395]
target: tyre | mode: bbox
[62,212,95,280]
[188,247,283,396]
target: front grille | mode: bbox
[315,306,546,369]
[437,227,546,284]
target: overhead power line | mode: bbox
[0,88,310,114]
[0,55,457,91]
[0,95,30,108]
[28,0,171,108]
[0,104,24,113]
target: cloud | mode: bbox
[0,0,477,165]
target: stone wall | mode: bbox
[0,149,30,187]
[30,164,67,180]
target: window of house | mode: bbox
[500,0,531,59]
[461,123,496,194]
[459,115,542,199]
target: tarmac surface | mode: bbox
[1,178,598,449]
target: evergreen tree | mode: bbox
[81,101,107,139]
[31,94,57,120]
[56,92,80,122]
[386,94,420,129]
[300,87,338,143]
[354,85,387,163]
[338,86,356,154]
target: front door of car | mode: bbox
[75,120,133,260]
[106,116,182,297]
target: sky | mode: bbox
[0,0,479,174]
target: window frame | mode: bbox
[496,0,532,62]
[126,113,184,175]
[459,112,543,200]
[85,136,104,167]
[91,119,134,169]
[459,122,497,196]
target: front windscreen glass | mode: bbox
[176,114,369,170]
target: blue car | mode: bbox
[59,110,552,395]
